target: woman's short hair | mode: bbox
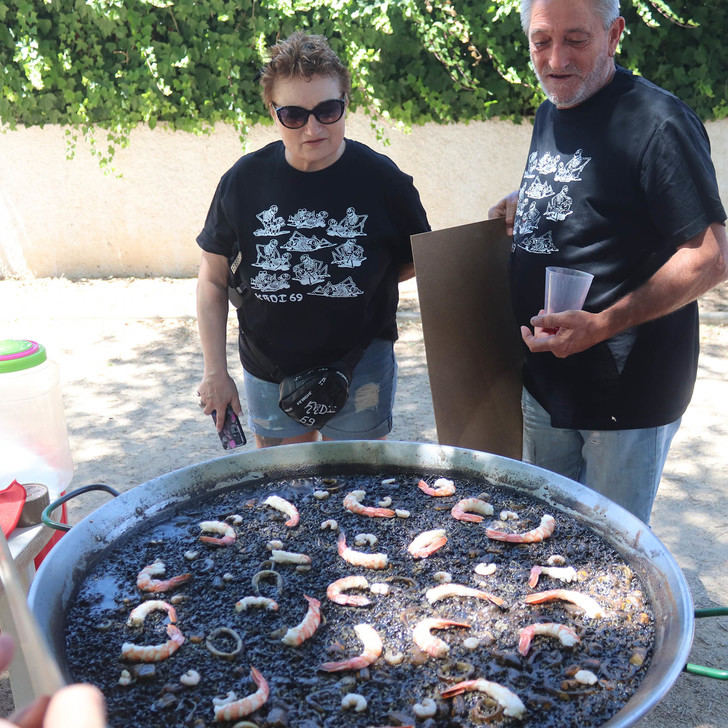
[260,32,351,107]
[520,0,620,34]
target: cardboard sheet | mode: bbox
[411,218,523,459]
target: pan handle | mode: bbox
[41,484,121,532]
[683,607,728,680]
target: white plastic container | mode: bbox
[0,339,74,500]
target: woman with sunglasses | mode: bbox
[196,32,430,448]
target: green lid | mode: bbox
[0,339,47,373]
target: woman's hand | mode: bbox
[197,372,241,430]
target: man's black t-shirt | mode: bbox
[511,67,726,430]
[197,139,430,380]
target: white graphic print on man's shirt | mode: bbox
[250,206,369,298]
[515,149,591,253]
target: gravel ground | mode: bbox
[1,276,727,726]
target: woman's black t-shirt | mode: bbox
[511,67,726,429]
[197,139,430,380]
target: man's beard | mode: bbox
[536,61,613,109]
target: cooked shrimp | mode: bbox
[528,564,578,588]
[199,520,236,546]
[263,495,299,527]
[319,623,382,671]
[281,594,321,646]
[524,589,605,619]
[425,583,505,609]
[121,623,185,662]
[440,678,526,719]
[337,529,388,569]
[213,666,269,722]
[270,549,311,565]
[407,528,447,559]
[122,600,184,662]
[412,618,471,658]
[126,599,177,627]
[417,477,456,497]
[327,575,371,606]
[486,513,556,543]
[450,497,494,523]
[234,596,279,612]
[517,622,580,655]
[343,489,395,518]
[136,561,192,593]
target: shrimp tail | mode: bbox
[440,680,478,699]
[528,565,542,588]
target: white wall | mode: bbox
[1,114,726,278]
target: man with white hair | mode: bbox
[490,0,727,523]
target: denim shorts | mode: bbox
[243,338,396,440]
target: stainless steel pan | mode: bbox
[28,441,695,727]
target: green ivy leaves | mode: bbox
[1,0,725,168]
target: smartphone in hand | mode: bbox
[211,405,246,449]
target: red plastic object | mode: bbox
[34,505,67,568]
[0,480,28,537]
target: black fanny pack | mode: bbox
[278,363,353,429]
[240,330,365,430]
[278,344,366,428]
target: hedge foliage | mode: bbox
[2,0,726,164]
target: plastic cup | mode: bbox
[544,266,594,314]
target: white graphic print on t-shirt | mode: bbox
[525,176,554,200]
[250,270,291,292]
[251,205,369,301]
[283,231,335,252]
[253,240,291,271]
[555,149,590,182]
[254,205,287,236]
[515,149,590,253]
[327,207,368,237]
[332,239,367,268]
[310,277,364,297]
[292,255,329,285]
[287,208,329,228]
[544,185,573,221]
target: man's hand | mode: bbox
[488,190,519,236]
[521,309,608,358]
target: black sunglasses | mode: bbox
[273,98,346,129]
